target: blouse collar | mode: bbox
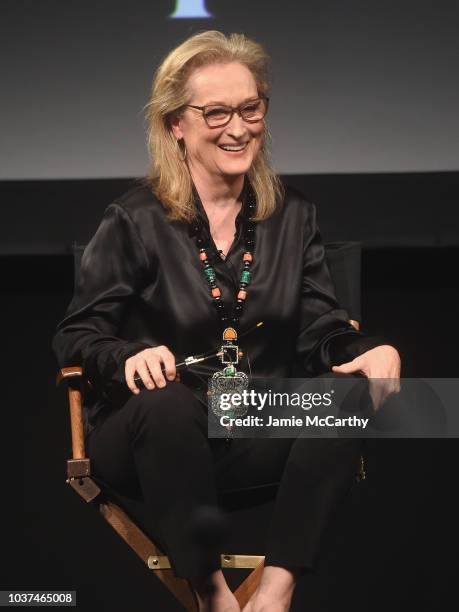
[189,175,252,236]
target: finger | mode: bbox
[369,388,382,411]
[332,360,359,374]
[159,349,176,381]
[147,355,167,388]
[125,360,140,395]
[373,379,395,410]
[369,380,384,411]
[388,378,401,397]
[135,360,156,390]
[379,388,390,408]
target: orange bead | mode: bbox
[211,287,221,298]
[199,251,207,261]
[223,327,237,341]
[237,290,247,300]
[243,252,252,262]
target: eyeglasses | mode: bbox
[184,96,269,128]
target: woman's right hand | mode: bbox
[125,345,178,394]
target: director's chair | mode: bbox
[56,241,366,611]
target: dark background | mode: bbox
[2,0,459,610]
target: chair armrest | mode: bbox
[56,366,86,460]
[56,366,101,500]
[56,366,83,387]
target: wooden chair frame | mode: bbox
[58,366,269,611]
[57,319,366,610]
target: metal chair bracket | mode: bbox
[67,458,91,478]
[147,553,265,571]
[220,554,265,569]
[67,475,101,503]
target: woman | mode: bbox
[53,31,400,612]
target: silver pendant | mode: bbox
[208,327,250,437]
[209,368,250,418]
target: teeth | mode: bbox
[220,143,247,151]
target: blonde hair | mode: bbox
[143,30,284,222]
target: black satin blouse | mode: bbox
[52,177,384,432]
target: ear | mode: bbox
[169,112,184,140]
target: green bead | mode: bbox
[204,268,216,282]
[240,270,251,284]
[224,366,235,376]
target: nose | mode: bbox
[225,111,248,138]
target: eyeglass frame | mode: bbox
[183,96,269,128]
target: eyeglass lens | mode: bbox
[204,99,267,126]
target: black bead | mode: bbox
[234,303,243,314]
[243,261,251,269]
[240,282,248,288]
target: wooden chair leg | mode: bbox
[100,500,266,610]
[99,501,198,611]
[233,559,265,609]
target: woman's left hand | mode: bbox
[331,344,401,410]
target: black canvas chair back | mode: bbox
[324,241,362,324]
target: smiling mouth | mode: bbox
[218,142,249,152]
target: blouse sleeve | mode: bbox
[295,201,386,376]
[52,202,153,394]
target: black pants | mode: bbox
[85,378,364,579]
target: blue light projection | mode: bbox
[170,0,213,19]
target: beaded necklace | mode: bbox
[193,185,256,332]
[192,182,256,437]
